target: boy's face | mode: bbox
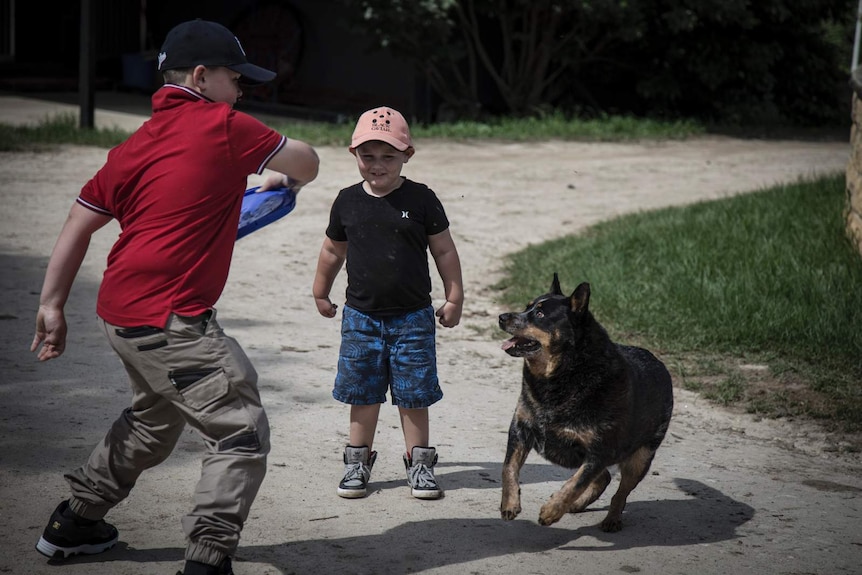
[195,66,243,106]
[354,140,414,195]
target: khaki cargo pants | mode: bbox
[64,309,270,566]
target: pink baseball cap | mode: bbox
[350,107,413,152]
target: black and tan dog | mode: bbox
[498,274,673,531]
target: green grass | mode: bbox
[0,113,133,151]
[266,111,704,144]
[0,111,705,152]
[495,174,862,435]
[400,112,704,142]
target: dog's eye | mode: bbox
[534,310,544,318]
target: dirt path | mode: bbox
[0,109,859,574]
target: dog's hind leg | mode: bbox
[599,446,656,532]
[538,463,605,526]
[568,468,611,513]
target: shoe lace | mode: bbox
[408,462,437,488]
[343,462,369,482]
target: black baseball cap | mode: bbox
[157,19,276,84]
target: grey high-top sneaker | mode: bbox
[337,445,377,498]
[403,446,442,499]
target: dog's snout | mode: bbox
[499,312,512,329]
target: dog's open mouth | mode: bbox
[501,336,541,357]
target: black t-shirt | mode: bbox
[326,178,450,314]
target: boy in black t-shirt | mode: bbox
[313,106,463,499]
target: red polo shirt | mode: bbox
[77,85,286,327]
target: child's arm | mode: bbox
[31,203,113,361]
[258,138,320,193]
[429,229,463,328]
[313,237,347,318]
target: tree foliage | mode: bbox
[341,0,854,125]
[593,0,854,125]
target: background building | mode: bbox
[0,0,433,122]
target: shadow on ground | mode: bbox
[48,478,752,574]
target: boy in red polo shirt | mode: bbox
[30,19,319,575]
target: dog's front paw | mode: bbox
[599,515,623,532]
[538,500,566,526]
[500,504,521,520]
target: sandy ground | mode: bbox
[0,96,860,575]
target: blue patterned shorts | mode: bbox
[333,305,443,408]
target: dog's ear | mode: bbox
[551,273,563,295]
[571,282,590,313]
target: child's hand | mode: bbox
[315,296,338,318]
[31,305,68,361]
[435,301,462,328]
[258,173,302,193]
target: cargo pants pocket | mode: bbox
[169,367,261,452]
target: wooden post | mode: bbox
[79,0,95,129]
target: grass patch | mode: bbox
[495,174,862,433]
[703,372,746,406]
[0,111,705,152]
[266,119,353,148]
[0,113,132,151]
[403,112,704,142]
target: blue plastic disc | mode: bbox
[237,186,297,240]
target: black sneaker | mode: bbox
[35,500,119,559]
[176,557,234,575]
